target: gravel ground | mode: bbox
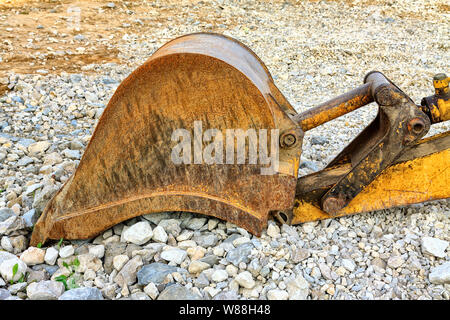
[0,0,449,300]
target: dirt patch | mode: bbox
[0,0,238,81]
[0,49,120,74]
[0,0,447,83]
[0,0,137,79]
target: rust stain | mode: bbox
[294,82,373,131]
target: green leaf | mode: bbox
[55,275,67,281]
[57,238,64,248]
[55,275,68,290]
[62,261,70,269]
[18,273,25,283]
[72,258,80,268]
[37,242,42,248]
[12,263,18,278]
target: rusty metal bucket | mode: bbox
[30,33,303,246]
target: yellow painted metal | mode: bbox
[295,83,373,132]
[292,147,450,224]
[436,97,450,122]
[432,74,450,122]
[433,75,449,95]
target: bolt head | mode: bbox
[322,195,346,216]
[280,133,297,148]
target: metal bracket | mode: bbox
[320,72,431,215]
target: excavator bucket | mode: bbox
[30,33,303,246]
